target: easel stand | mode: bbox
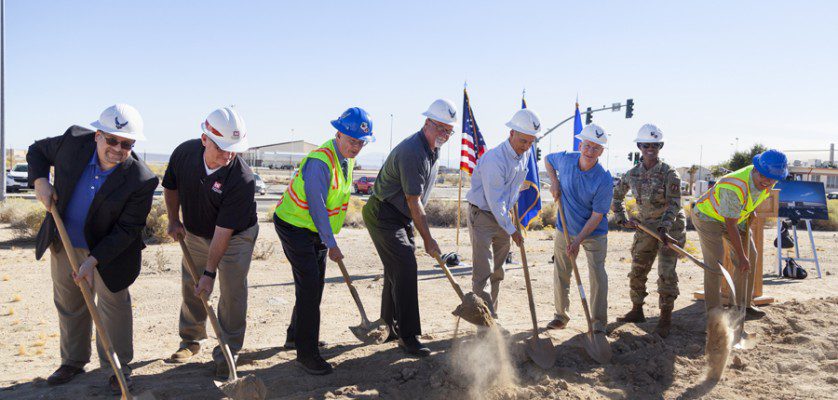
[777,218,822,278]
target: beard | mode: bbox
[434,138,446,148]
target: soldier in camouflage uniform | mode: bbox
[612,124,686,337]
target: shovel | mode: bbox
[50,210,135,400]
[512,206,556,369]
[733,221,757,350]
[335,259,388,344]
[634,223,736,301]
[178,239,266,400]
[554,193,612,364]
[433,254,494,327]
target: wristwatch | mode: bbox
[203,270,217,279]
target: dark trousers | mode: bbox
[362,196,421,338]
[273,214,327,358]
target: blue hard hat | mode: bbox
[752,149,788,181]
[330,107,375,142]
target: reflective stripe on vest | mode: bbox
[274,139,354,234]
[694,165,770,223]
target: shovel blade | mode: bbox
[581,332,612,364]
[526,336,556,369]
[349,319,390,345]
[217,374,267,400]
[452,292,495,327]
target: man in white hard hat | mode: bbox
[465,108,540,318]
[363,98,456,357]
[544,124,614,334]
[612,124,686,337]
[163,107,259,378]
[27,104,158,392]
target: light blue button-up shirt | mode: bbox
[466,140,529,234]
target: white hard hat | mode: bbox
[575,123,608,147]
[421,98,458,125]
[201,106,249,152]
[634,123,664,143]
[505,109,542,136]
[90,103,146,141]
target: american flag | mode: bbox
[460,88,486,175]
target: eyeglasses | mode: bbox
[103,134,135,150]
[430,120,455,136]
[344,135,367,148]
[640,143,663,149]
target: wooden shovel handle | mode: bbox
[50,209,134,400]
[634,223,722,276]
[554,194,596,334]
[434,254,465,300]
[336,259,371,325]
[512,205,540,335]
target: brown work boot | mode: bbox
[617,304,646,323]
[169,343,201,363]
[655,307,673,338]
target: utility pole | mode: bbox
[1,0,6,201]
[388,113,393,152]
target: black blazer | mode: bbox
[27,126,159,292]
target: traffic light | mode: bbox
[627,152,641,165]
[625,98,634,119]
[585,107,593,125]
[536,147,542,161]
[627,152,633,162]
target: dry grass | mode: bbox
[811,199,838,231]
[0,198,33,224]
[143,199,171,244]
[10,205,46,240]
[252,240,275,260]
[425,200,468,228]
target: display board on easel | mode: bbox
[774,180,827,278]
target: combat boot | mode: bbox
[655,307,673,338]
[617,303,646,323]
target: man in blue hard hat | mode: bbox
[693,149,788,320]
[273,107,374,375]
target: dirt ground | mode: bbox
[0,223,836,399]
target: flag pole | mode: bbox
[456,82,467,248]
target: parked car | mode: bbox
[353,176,375,194]
[828,192,838,200]
[6,174,24,192]
[8,163,30,189]
[253,174,267,195]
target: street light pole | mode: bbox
[1,0,6,202]
[388,113,393,152]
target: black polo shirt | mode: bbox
[162,139,257,239]
[371,131,439,218]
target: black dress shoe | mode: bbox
[398,336,431,357]
[47,365,85,386]
[283,340,327,349]
[295,355,333,375]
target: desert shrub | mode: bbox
[252,240,275,260]
[809,199,838,231]
[521,201,557,231]
[425,200,468,228]
[344,197,367,228]
[11,206,46,239]
[0,198,32,224]
[263,203,278,222]
[143,199,171,244]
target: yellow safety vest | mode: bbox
[694,165,771,223]
[275,140,354,233]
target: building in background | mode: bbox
[241,140,318,169]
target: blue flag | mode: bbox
[573,102,583,151]
[516,96,542,229]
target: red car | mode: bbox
[353,176,375,194]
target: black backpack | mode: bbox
[774,220,795,249]
[782,258,808,279]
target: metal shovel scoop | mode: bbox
[335,259,389,344]
[513,207,556,369]
[555,195,612,364]
[178,240,266,400]
[433,255,494,327]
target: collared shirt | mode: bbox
[545,151,613,237]
[162,139,257,239]
[696,169,763,223]
[372,131,439,218]
[465,140,528,234]
[301,139,347,248]
[65,151,116,249]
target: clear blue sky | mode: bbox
[5,0,837,172]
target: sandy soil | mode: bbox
[0,223,836,399]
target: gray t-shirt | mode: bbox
[372,131,439,218]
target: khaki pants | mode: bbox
[178,224,258,364]
[553,233,608,332]
[467,205,510,316]
[693,216,757,311]
[51,246,133,369]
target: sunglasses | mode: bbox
[430,120,455,135]
[640,143,663,149]
[103,134,135,150]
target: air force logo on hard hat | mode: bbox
[595,130,604,138]
[360,122,370,133]
[533,120,540,130]
[448,108,456,119]
[650,131,659,138]
[114,117,128,129]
